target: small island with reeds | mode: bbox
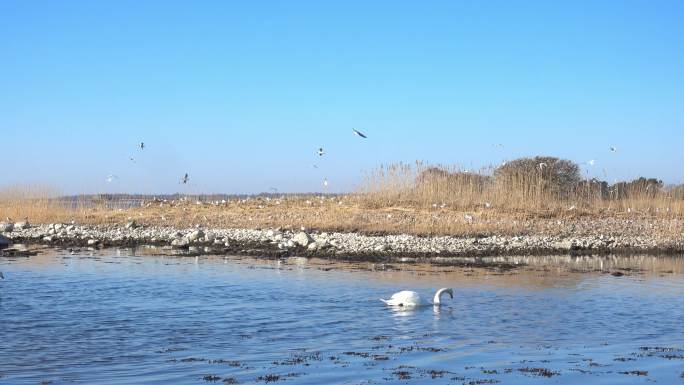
[2,156,682,260]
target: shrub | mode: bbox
[494,156,581,199]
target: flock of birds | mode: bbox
[109,142,191,185]
[107,129,369,189]
[107,130,619,195]
[311,129,368,188]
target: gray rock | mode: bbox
[171,238,189,248]
[0,222,13,233]
[42,236,53,242]
[186,229,204,242]
[14,221,30,230]
[374,244,390,252]
[293,232,314,247]
[0,234,9,247]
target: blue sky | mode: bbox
[1,1,682,194]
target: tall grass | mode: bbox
[0,185,92,224]
[1,156,682,237]
[359,160,684,216]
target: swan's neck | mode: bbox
[433,288,449,305]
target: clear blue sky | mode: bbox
[2,1,682,194]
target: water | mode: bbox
[1,249,683,384]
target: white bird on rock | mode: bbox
[381,288,453,308]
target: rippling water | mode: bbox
[1,249,683,384]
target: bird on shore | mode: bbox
[381,288,453,307]
[181,173,189,184]
[353,128,367,138]
[538,162,547,170]
[140,142,145,150]
[317,147,325,156]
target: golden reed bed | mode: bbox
[2,158,683,237]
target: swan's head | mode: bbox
[433,288,454,305]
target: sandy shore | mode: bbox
[2,218,683,262]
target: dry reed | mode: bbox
[1,157,682,237]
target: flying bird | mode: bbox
[140,142,145,150]
[317,147,325,156]
[352,128,367,138]
[105,174,119,183]
[181,173,189,184]
[610,146,617,153]
[0,272,4,279]
[323,178,329,188]
[586,159,596,166]
[129,156,136,163]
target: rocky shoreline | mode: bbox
[1,220,683,263]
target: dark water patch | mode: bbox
[619,370,648,376]
[517,367,560,377]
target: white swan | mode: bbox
[380,288,453,307]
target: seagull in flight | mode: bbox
[586,159,596,166]
[317,147,325,156]
[140,142,145,150]
[129,156,136,163]
[352,128,367,138]
[610,146,617,153]
[181,173,189,184]
[105,174,119,183]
